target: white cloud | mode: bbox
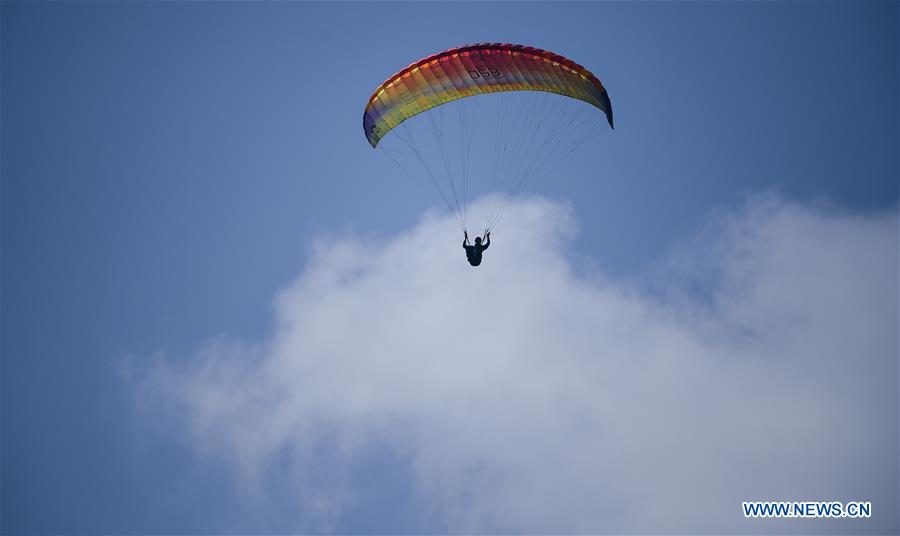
[130,195,899,534]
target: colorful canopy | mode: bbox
[363,43,613,148]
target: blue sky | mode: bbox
[2,2,898,534]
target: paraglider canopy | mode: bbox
[364,43,613,148]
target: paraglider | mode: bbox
[363,43,613,266]
[463,230,490,266]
